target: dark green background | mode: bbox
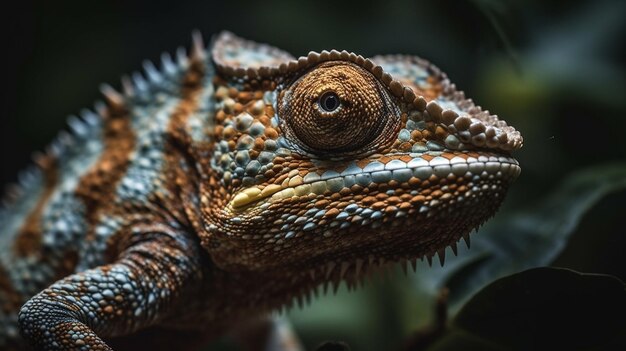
[2,0,625,349]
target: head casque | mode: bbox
[200,32,522,278]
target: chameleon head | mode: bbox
[201,32,523,280]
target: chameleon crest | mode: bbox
[0,32,522,350]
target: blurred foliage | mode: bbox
[424,268,626,351]
[2,0,626,350]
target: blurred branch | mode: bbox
[471,0,520,73]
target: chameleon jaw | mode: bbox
[227,151,521,212]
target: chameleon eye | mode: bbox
[279,62,400,154]
[318,91,341,113]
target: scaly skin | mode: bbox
[0,32,522,350]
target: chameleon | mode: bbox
[0,31,523,350]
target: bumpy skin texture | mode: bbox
[0,32,522,350]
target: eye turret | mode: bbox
[279,62,400,154]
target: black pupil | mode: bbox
[320,92,340,112]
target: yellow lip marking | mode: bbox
[261,184,283,197]
[230,184,282,210]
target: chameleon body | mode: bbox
[0,32,522,350]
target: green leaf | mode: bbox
[410,163,626,314]
[425,267,626,351]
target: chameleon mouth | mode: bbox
[227,151,520,212]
